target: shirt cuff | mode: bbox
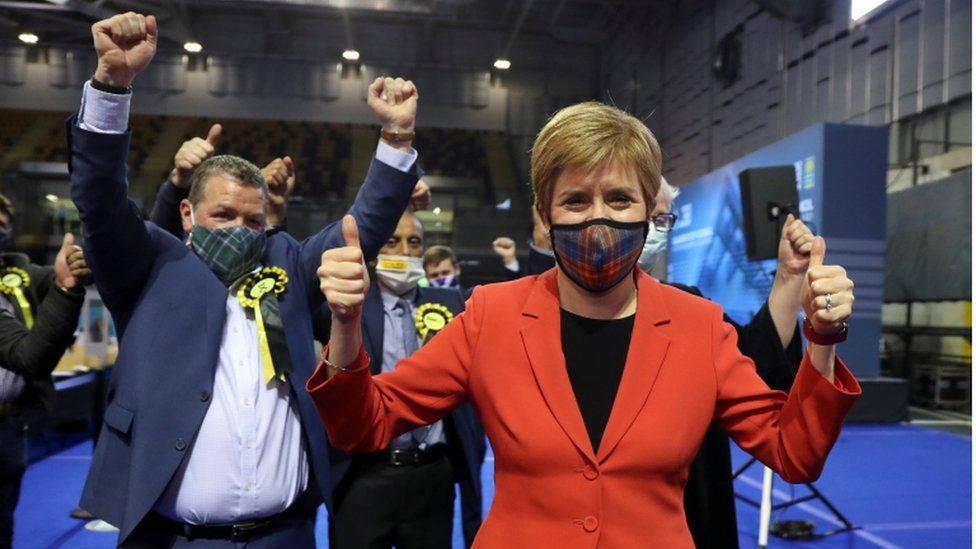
[375,139,418,173]
[78,80,130,134]
[504,259,520,273]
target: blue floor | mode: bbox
[13,423,971,548]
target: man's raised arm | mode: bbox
[69,12,158,317]
[298,77,424,305]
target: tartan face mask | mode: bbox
[550,218,649,293]
[189,211,266,284]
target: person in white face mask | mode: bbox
[330,209,486,549]
[636,176,680,274]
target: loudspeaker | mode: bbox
[739,166,798,261]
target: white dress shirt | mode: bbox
[154,284,309,523]
[78,80,418,523]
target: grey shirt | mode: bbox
[379,284,446,449]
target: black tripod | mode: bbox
[732,457,858,543]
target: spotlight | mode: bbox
[18,33,39,45]
[493,58,511,70]
[183,41,203,53]
[45,194,58,203]
[342,49,360,61]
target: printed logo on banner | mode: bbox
[803,156,816,189]
[799,198,815,225]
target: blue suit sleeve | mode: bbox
[527,246,556,276]
[67,115,155,321]
[297,157,418,307]
[148,181,189,239]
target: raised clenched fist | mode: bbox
[492,237,517,268]
[410,179,431,211]
[262,156,296,227]
[91,12,158,88]
[367,77,418,141]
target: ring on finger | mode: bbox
[824,292,832,312]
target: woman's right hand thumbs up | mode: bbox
[318,215,370,323]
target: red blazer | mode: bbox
[308,269,861,548]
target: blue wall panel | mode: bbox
[668,123,888,378]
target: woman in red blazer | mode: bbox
[310,102,861,548]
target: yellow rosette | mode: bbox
[237,266,290,383]
[0,267,33,329]
[414,303,454,345]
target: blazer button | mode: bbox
[583,467,599,481]
[583,516,599,532]
[199,390,210,402]
[174,438,186,451]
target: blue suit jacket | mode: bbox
[68,117,417,542]
[338,282,486,546]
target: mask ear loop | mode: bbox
[185,206,196,247]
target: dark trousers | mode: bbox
[122,505,316,549]
[0,421,27,549]
[684,424,739,549]
[330,453,455,549]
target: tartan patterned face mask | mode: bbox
[189,223,266,283]
[550,218,649,293]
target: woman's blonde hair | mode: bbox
[530,101,662,223]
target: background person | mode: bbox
[422,244,471,299]
[0,193,89,549]
[329,209,484,548]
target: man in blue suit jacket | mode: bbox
[70,13,422,547]
[329,209,485,548]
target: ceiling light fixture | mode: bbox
[342,49,360,61]
[183,41,203,53]
[18,33,39,45]
[493,58,511,70]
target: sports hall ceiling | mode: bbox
[0,0,676,64]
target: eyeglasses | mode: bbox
[651,212,678,232]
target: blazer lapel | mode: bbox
[596,272,671,463]
[520,270,595,461]
[203,274,228,380]
[363,284,385,375]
